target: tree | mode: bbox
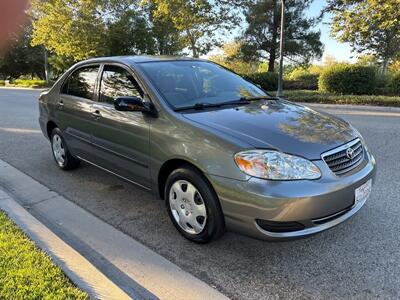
[0,18,45,79]
[144,2,185,55]
[325,0,400,73]
[209,41,260,74]
[240,0,323,72]
[106,10,156,56]
[30,0,187,60]
[30,0,107,60]
[145,0,240,57]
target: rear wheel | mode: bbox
[50,128,80,170]
[165,166,225,243]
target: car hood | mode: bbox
[182,100,357,160]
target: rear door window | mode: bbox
[62,65,99,100]
[99,65,144,104]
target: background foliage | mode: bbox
[0,0,398,99]
[319,64,376,95]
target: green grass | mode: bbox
[271,90,400,107]
[0,211,88,300]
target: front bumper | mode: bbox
[209,151,376,241]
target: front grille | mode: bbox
[322,138,364,175]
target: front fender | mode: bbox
[149,112,251,189]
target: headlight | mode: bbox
[234,150,321,180]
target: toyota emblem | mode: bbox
[346,147,355,159]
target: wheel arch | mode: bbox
[46,120,58,139]
[157,158,210,200]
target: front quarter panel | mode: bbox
[149,111,252,188]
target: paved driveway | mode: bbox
[1,88,399,299]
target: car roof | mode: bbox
[80,55,207,66]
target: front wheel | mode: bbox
[165,166,225,243]
[50,128,80,170]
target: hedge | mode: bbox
[284,79,318,90]
[389,72,400,95]
[0,80,4,86]
[278,90,400,107]
[319,64,376,95]
[243,72,278,90]
[12,79,48,88]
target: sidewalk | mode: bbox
[0,189,131,300]
[0,159,228,300]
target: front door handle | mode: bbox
[58,100,64,109]
[92,109,101,119]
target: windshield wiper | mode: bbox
[174,99,250,112]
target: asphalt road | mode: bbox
[1,88,399,299]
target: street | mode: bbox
[0,88,399,299]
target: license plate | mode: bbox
[355,179,372,205]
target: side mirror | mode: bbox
[114,96,146,112]
[114,96,157,117]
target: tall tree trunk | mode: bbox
[268,0,279,72]
[268,50,276,72]
[187,29,198,58]
[382,57,388,75]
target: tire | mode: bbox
[50,127,80,170]
[165,166,225,243]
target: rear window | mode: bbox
[62,65,99,100]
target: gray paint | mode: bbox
[38,55,376,240]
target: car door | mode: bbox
[89,64,151,189]
[57,65,100,158]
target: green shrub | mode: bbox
[243,72,278,90]
[389,72,400,95]
[287,68,317,81]
[319,64,376,95]
[13,79,47,88]
[283,67,319,90]
[278,90,400,107]
[0,80,4,86]
[284,80,318,90]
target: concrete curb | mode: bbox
[0,159,229,300]
[0,188,131,300]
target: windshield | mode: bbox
[138,61,269,110]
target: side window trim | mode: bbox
[94,64,104,103]
[60,63,101,101]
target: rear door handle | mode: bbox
[58,100,64,109]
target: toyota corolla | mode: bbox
[38,56,376,243]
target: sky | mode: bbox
[206,0,356,64]
[307,0,355,63]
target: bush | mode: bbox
[243,72,278,90]
[284,80,318,90]
[389,72,400,95]
[319,64,376,95]
[280,90,400,107]
[287,68,317,81]
[0,80,4,86]
[285,67,319,90]
[12,79,47,88]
